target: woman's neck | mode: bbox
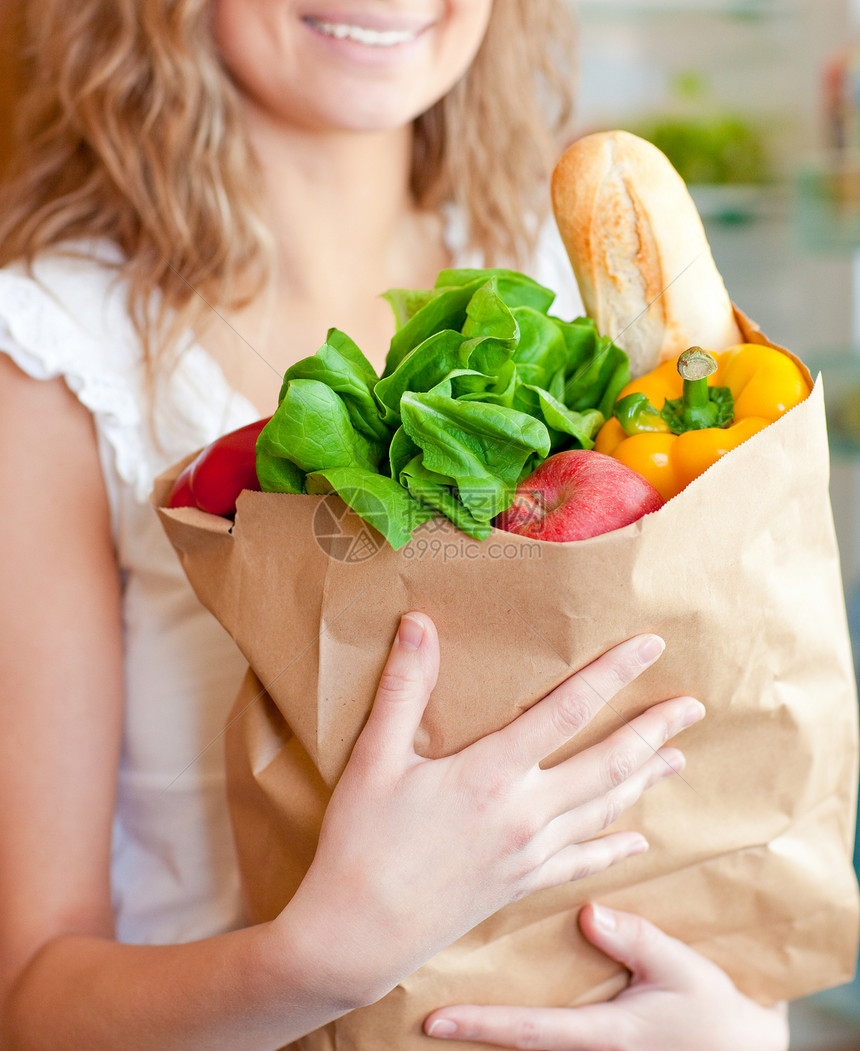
[249,106,438,297]
[199,108,451,413]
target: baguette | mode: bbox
[551,130,743,377]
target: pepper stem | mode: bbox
[677,347,718,383]
[679,347,717,424]
[658,347,734,433]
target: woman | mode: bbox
[0,1,788,1047]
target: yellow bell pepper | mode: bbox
[594,344,811,500]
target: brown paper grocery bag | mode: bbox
[155,313,860,1049]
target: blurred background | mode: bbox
[569,0,860,1046]
[1,0,859,1044]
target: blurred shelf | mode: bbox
[576,0,797,20]
[691,182,789,224]
[796,154,860,254]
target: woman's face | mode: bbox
[212,0,494,134]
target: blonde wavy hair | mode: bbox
[0,0,578,368]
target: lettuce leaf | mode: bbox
[257,268,629,549]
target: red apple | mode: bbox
[494,449,664,542]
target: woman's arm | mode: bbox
[0,355,340,1049]
[0,352,124,996]
[0,353,703,1049]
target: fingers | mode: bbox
[350,613,440,770]
[543,695,704,817]
[530,748,684,888]
[578,903,699,988]
[423,912,789,1049]
[522,694,700,894]
[535,829,652,890]
[493,635,666,771]
[424,1002,616,1049]
[422,908,706,1047]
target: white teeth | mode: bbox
[306,18,420,47]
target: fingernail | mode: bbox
[682,699,706,728]
[398,614,425,651]
[629,835,649,856]
[637,634,665,665]
[427,1019,458,1038]
[591,904,617,931]
[660,749,686,777]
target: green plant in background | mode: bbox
[635,70,771,186]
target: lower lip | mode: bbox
[302,18,431,65]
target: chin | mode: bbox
[273,89,436,137]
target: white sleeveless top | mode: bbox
[0,223,583,945]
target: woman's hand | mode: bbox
[282,612,704,1008]
[423,904,790,1050]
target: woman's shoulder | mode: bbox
[0,237,140,378]
[0,240,158,498]
[0,239,259,501]
[0,239,146,424]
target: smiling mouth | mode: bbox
[303,16,426,47]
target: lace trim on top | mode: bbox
[0,254,147,481]
[0,244,258,502]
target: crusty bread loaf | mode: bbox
[551,130,743,377]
